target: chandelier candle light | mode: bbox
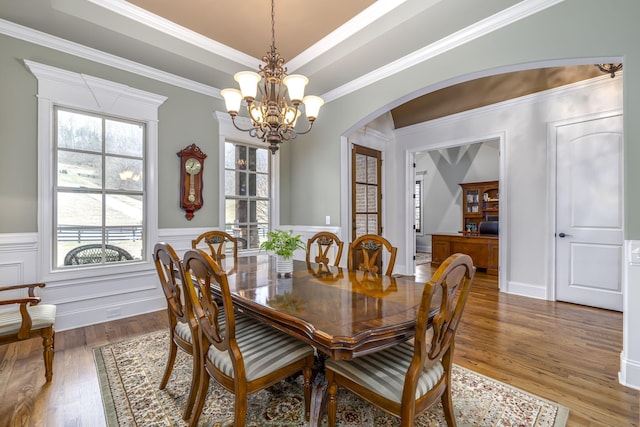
[221,0,324,154]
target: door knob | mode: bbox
[558,232,572,238]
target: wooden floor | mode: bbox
[0,267,638,426]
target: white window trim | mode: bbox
[415,174,424,236]
[214,112,280,255]
[26,60,167,282]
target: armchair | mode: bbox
[0,283,56,382]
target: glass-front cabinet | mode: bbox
[459,181,499,235]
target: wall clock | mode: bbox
[177,144,207,220]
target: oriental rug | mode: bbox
[94,330,568,426]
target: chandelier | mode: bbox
[221,0,324,154]
[596,63,623,78]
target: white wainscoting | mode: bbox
[0,226,343,331]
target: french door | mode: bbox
[351,144,383,270]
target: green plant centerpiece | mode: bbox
[260,229,305,277]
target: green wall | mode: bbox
[0,34,224,232]
[289,0,640,238]
[2,0,640,237]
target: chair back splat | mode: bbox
[182,249,315,427]
[306,231,344,267]
[153,242,199,420]
[325,253,475,427]
[348,234,398,276]
[192,230,238,262]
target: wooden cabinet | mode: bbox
[460,180,499,235]
[431,180,500,276]
[432,234,499,275]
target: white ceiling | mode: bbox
[0,0,533,102]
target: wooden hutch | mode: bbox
[431,180,499,275]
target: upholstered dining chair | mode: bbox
[192,230,238,262]
[347,234,398,276]
[153,242,199,421]
[182,249,315,427]
[325,253,476,427]
[306,231,344,267]
[0,283,56,382]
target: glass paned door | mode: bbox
[351,144,382,241]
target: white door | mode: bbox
[555,114,623,311]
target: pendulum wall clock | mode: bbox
[177,144,207,220]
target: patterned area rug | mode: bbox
[94,330,569,426]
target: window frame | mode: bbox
[53,106,146,268]
[415,175,424,236]
[215,112,279,255]
[223,141,271,251]
[27,60,166,281]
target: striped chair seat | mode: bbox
[0,305,57,335]
[206,316,314,382]
[173,308,250,344]
[325,341,444,403]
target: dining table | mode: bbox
[217,255,438,360]
[212,254,439,425]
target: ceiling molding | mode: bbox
[286,0,411,71]
[321,0,566,103]
[0,19,218,97]
[81,0,258,68]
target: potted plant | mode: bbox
[260,229,305,276]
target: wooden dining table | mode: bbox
[212,254,438,425]
[216,255,438,360]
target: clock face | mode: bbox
[185,158,202,175]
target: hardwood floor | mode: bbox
[0,268,637,426]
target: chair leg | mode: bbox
[42,328,54,382]
[183,345,200,420]
[302,362,313,421]
[189,369,210,427]
[326,371,338,427]
[159,337,178,390]
[234,384,248,427]
[441,387,457,427]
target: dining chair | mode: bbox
[0,283,56,382]
[347,234,398,276]
[325,253,476,427]
[182,249,315,427]
[306,231,344,267]
[153,242,199,420]
[192,230,238,261]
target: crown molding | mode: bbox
[0,18,219,97]
[287,0,410,71]
[83,0,257,69]
[322,0,566,103]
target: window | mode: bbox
[27,60,166,279]
[224,141,270,250]
[414,177,423,234]
[55,108,145,267]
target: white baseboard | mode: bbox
[55,295,166,332]
[619,351,640,390]
[505,281,548,300]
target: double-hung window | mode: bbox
[27,60,165,278]
[55,108,145,267]
[224,141,270,250]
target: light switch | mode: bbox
[325,216,331,225]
